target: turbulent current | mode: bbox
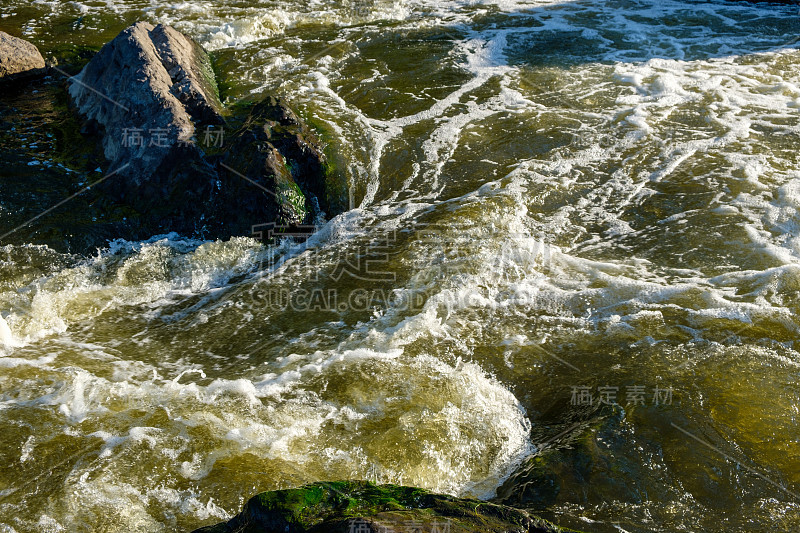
[0,0,799,531]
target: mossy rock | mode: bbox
[192,481,582,533]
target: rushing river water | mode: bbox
[1,0,799,531]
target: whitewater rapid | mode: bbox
[0,0,799,531]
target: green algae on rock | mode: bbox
[192,481,581,533]
[216,95,336,229]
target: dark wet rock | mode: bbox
[493,403,614,511]
[215,96,331,230]
[64,22,340,244]
[493,402,656,532]
[0,31,46,82]
[237,96,340,218]
[191,481,581,533]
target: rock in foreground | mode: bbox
[0,31,46,82]
[192,481,581,533]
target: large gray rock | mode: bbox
[68,21,223,185]
[0,31,46,81]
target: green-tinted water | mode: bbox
[0,0,799,531]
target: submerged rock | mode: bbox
[0,31,46,82]
[191,481,581,533]
[492,403,652,532]
[66,22,337,244]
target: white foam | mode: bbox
[0,236,271,351]
[0,340,531,515]
[0,315,21,351]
